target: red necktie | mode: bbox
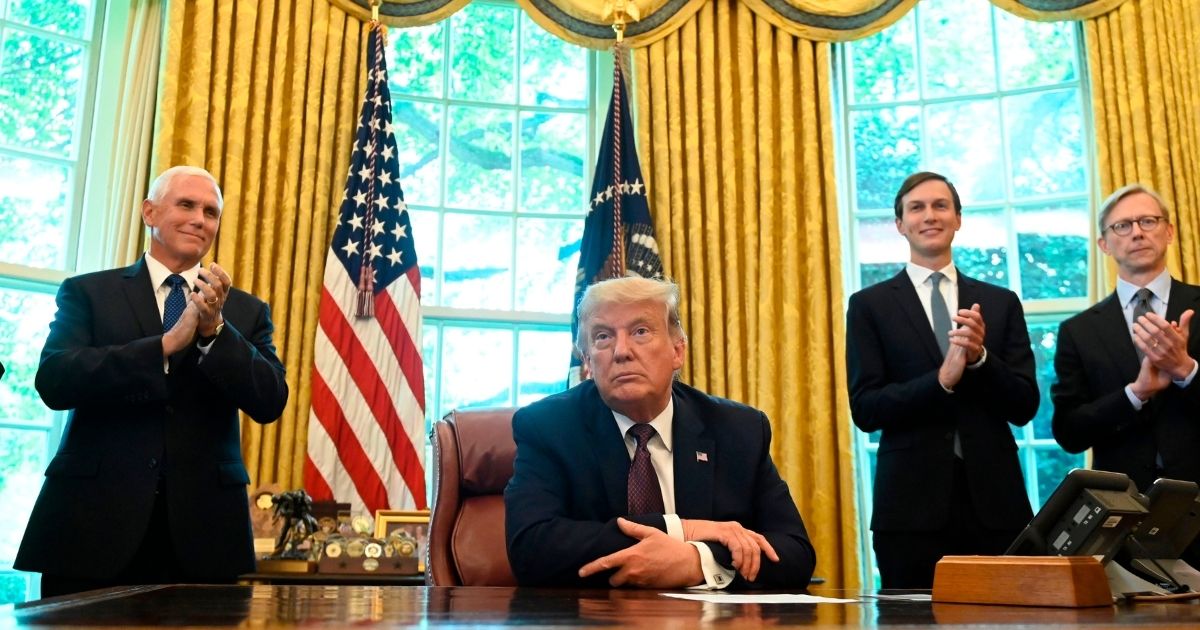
[627,423,665,515]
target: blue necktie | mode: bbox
[162,274,187,332]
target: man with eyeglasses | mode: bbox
[1052,183,1200,566]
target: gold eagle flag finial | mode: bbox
[602,0,641,43]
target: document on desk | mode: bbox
[662,593,859,604]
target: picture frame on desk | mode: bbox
[375,509,430,572]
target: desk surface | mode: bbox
[7,584,1200,628]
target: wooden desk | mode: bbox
[7,584,1200,627]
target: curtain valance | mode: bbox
[328,0,1134,48]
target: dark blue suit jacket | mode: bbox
[504,380,815,588]
[846,270,1037,533]
[15,256,288,580]
[1052,280,1200,493]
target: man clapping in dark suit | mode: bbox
[1052,184,1200,566]
[846,172,1038,589]
[505,275,815,589]
[16,166,289,597]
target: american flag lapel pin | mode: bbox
[696,451,708,462]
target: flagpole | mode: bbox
[606,1,636,279]
[371,0,380,22]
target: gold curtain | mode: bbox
[633,0,858,588]
[1085,0,1200,287]
[153,0,370,489]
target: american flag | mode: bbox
[305,22,427,515]
[570,49,663,383]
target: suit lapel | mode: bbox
[671,389,714,519]
[889,271,943,364]
[582,384,632,516]
[123,257,164,338]
[1090,293,1140,381]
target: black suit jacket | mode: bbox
[504,380,816,588]
[846,270,1038,532]
[1051,279,1200,492]
[15,257,289,580]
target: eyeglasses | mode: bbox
[1103,215,1167,236]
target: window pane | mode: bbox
[1027,320,1060,440]
[389,22,445,98]
[0,156,70,269]
[519,13,586,108]
[445,105,513,211]
[439,326,512,411]
[449,3,516,104]
[851,106,920,211]
[1005,89,1086,198]
[0,428,47,563]
[1034,447,1086,508]
[0,28,86,156]
[848,11,917,104]
[7,0,92,39]
[926,100,1004,204]
[516,329,570,406]
[955,210,1008,287]
[1016,203,1089,300]
[855,216,907,288]
[920,0,996,98]
[0,286,56,426]
[393,101,443,207]
[421,323,438,424]
[515,217,581,313]
[995,9,1077,90]
[519,111,586,214]
[408,209,438,304]
[440,212,512,309]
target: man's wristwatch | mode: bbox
[199,321,225,344]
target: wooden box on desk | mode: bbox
[932,556,1112,607]
[318,555,419,575]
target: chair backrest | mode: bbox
[426,407,518,586]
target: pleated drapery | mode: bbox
[86,0,164,268]
[154,0,370,490]
[633,1,859,589]
[1085,0,1200,287]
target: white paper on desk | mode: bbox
[863,593,933,601]
[662,593,858,604]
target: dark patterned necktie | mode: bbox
[1133,288,1153,362]
[162,274,187,332]
[627,423,665,515]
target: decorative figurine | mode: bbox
[270,489,319,559]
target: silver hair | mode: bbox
[1098,183,1170,231]
[147,165,224,209]
[575,274,687,354]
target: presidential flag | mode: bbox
[570,51,663,383]
[305,22,427,515]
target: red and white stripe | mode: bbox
[305,252,427,514]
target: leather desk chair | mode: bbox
[427,407,518,586]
